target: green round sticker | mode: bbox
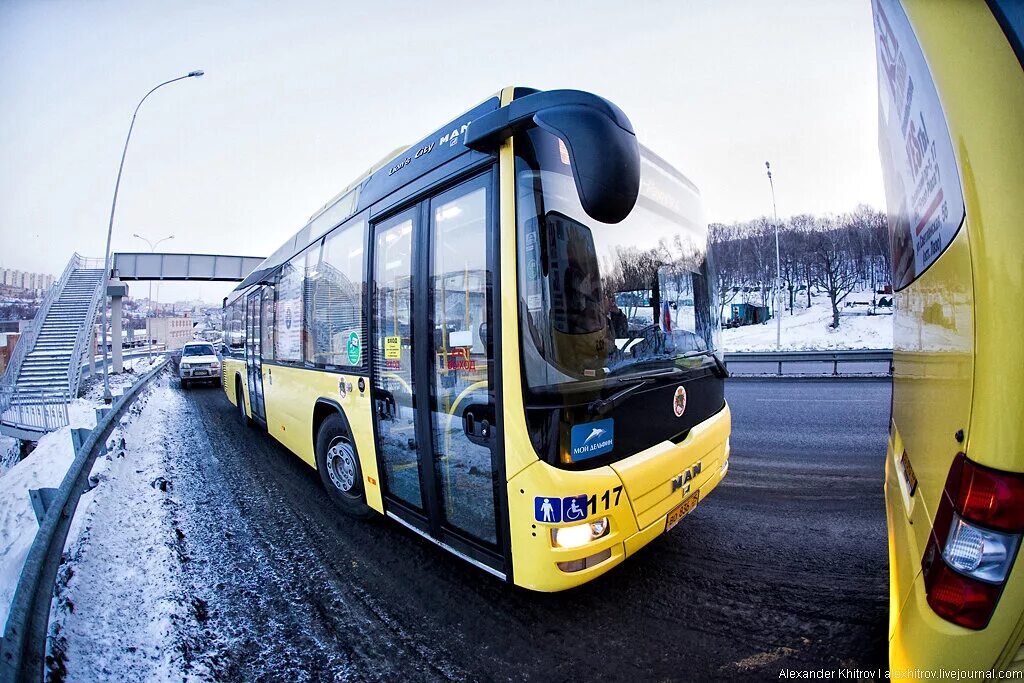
[346,331,361,365]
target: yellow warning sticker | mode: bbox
[384,335,402,360]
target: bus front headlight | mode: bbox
[551,518,609,548]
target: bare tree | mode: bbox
[745,217,777,309]
[787,213,819,309]
[708,223,745,312]
[701,205,893,326]
[809,218,860,328]
[604,246,662,321]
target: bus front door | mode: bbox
[246,289,267,423]
[371,171,502,569]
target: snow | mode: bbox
[722,290,893,352]
[0,425,81,627]
[48,379,207,682]
[0,357,165,633]
[78,354,167,403]
[0,436,18,477]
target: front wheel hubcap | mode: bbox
[327,439,357,494]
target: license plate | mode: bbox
[666,492,700,531]
[195,370,208,376]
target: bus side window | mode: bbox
[313,219,367,368]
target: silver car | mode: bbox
[179,341,221,389]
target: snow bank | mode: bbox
[722,290,893,352]
[48,380,205,682]
[0,360,165,631]
[78,355,167,404]
[0,400,98,625]
[0,436,18,477]
[0,426,78,627]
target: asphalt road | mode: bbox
[169,377,891,681]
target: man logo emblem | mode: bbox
[671,462,702,492]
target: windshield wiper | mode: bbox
[681,349,729,378]
[586,380,651,417]
[525,366,686,407]
[586,365,691,415]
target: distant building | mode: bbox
[0,267,54,296]
[146,315,194,350]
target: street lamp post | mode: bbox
[766,161,782,351]
[132,233,174,362]
[99,70,203,403]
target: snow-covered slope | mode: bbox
[0,422,91,626]
[0,355,167,628]
[722,290,893,352]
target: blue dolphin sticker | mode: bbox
[570,418,615,461]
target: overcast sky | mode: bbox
[0,0,883,303]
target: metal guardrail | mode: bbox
[82,345,168,372]
[723,349,893,376]
[0,358,171,683]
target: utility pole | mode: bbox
[766,161,782,351]
[99,70,203,403]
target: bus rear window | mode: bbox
[872,0,966,290]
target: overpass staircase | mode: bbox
[0,254,105,440]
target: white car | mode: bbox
[178,341,221,389]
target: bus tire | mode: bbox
[315,413,372,519]
[236,382,253,428]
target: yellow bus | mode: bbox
[873,0,1024,671]
[221,87,731,591]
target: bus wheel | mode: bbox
[316,414,372,519]
[236,383,252,428]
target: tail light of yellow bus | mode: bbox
[923,453,1024,630]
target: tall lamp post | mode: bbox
[99,70,203,403]
[765,161,782,351]
[132,233,174,362]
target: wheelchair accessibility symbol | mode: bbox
[562,495,588,522]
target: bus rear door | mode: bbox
[245,287,268,424]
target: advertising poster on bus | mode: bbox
[872,0,965,290]
[275,261,303,361]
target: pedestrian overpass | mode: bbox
[111,252,265,281]
[1,252,263,441]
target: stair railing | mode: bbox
[0,253,101,427]
[78,257,107,271]
[0,387,69,434]
[0,253,81,395]
[66,272,106,399]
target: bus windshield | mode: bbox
[515,128,721,395]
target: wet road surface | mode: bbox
[168,377,891,681]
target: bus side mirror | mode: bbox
[533,106,640,225]
[465,90,640,224]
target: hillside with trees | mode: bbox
[710,204,891,330]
